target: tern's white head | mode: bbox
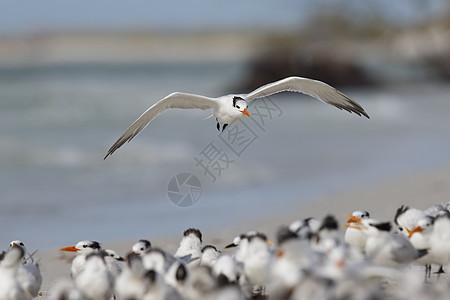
[232,97,250,118]
[131,239,152,255]
[9,240,26,251]
[1,245,24,268]
[60,240,101,255]
[407,216,434,238]
[105,249,124,261]
[346,210,370,225]
[179,228,203,249]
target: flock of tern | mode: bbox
[2,203,450,299]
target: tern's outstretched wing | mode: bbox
[105,92,217,159]
[245,76,369,119]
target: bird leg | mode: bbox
[434,265,445,280]
[222,124,228,132]
[216,119,220,131]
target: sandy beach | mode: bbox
[35,165,450,298]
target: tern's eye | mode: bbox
[398,227,403,231]
[237,105,240,109]
[140,248,144,251]
[83,245,87,248]
[20,243,24,246]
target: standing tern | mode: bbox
[8,240,42,298]
[175,228,203,266]
[344,210,370,253]
[104,76,369,159]
[0,245,28,300]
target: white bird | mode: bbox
[200,245,221,268]
[428,214,450,268]
[0,246,29,300]
[288,217,321,240]
[104,249,124,278]
[164,261,188,294]
[212,254,240,285]
[73,252,114,300]
[241,233,272,289]
[115,253,148,300]
[394,205,427,237]
[104,76,369,158]
[141,248,168,274]
[175,228,203,266]
[8,241,42,298]
[60,240,102,277]
[361,219,427,267]
[344,210,370,252]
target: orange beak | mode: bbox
[277,250,284,258]
[406,226,423,238]
[60,246,78,252]
[241,108,251,118]
[346,216,362,224]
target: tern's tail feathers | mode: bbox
[417,249,428,259]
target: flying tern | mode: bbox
[104,76,369,159]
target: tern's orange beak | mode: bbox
[60,246,78,252]
[241,108,251,118]
[406,226,423,238]
[346,216,362,224]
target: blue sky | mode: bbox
[0,0,447,35]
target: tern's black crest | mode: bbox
[183,228,202,243]
[319,215,339,231]
[201,245,218,253]
[90,241,101,250]
[276,226,298,245]
[394,205,409,225]
[371,222,392,232]
[138,239,152,249]
[248,232,268,243]
[232,96,244,107]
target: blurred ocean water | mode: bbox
[1,62,450,250]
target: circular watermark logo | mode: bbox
[167,173,202,207]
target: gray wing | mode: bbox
[245,76,369,118]
[390,235,419,264]
[104,92,217,159]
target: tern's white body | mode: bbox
[74,254,114,300]
[175,229,203,266]
[9,240,42,298]
[242,236,272,287]
[428,215,450,266]
[344,210,370,253]
[362,219,422,267]
[212,254,239,284]
[200,245,221,268]
[105,76,369,158]
[0,247,29,300]
[104,249,124,278]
